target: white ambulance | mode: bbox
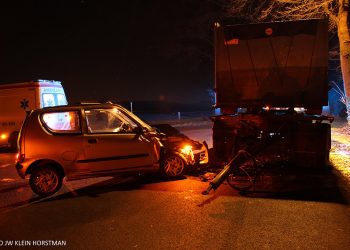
[0,79,68,149]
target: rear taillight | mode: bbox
[16,153,25,163]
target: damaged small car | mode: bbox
[15,103,209,197]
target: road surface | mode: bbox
[0,127,350,249]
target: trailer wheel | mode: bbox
[227,156,258,191]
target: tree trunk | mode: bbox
[338,0,350,123]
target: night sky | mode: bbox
[0,0,222,104]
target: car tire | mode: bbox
[29,166,63,197]
[161,154,185,178]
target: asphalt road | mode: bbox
[1,176,350,250]
[1,127,350,249]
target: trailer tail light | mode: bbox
[16,153,25,163]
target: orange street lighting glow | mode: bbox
[1,134,8,140]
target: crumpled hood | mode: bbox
[160,135,203,150]
[151,123,204,151]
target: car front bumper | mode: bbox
[193,141,209,166]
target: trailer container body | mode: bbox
[212,19,332,168]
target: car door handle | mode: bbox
[88,138,98,144]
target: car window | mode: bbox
[42,111,81,133]
[85,108,137,134]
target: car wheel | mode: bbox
[29,166,63,197]
[161,155,185,178]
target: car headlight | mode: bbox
[179,144,194,163]
[180,145,193,156]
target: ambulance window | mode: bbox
[42,94,56,107]
[42,111,81,133]
[57,94,67,105]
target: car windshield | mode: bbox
[117,106,154,132]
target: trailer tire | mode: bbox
[226,155,258,191]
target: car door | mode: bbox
[82,108,159,174]
[39,109,89,179]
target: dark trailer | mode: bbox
[211,18,332,174]
[215,18,328,113]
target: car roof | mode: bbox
[35,103,123,113]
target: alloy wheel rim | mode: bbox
[34,169,59,193]
[164,156,184,176]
